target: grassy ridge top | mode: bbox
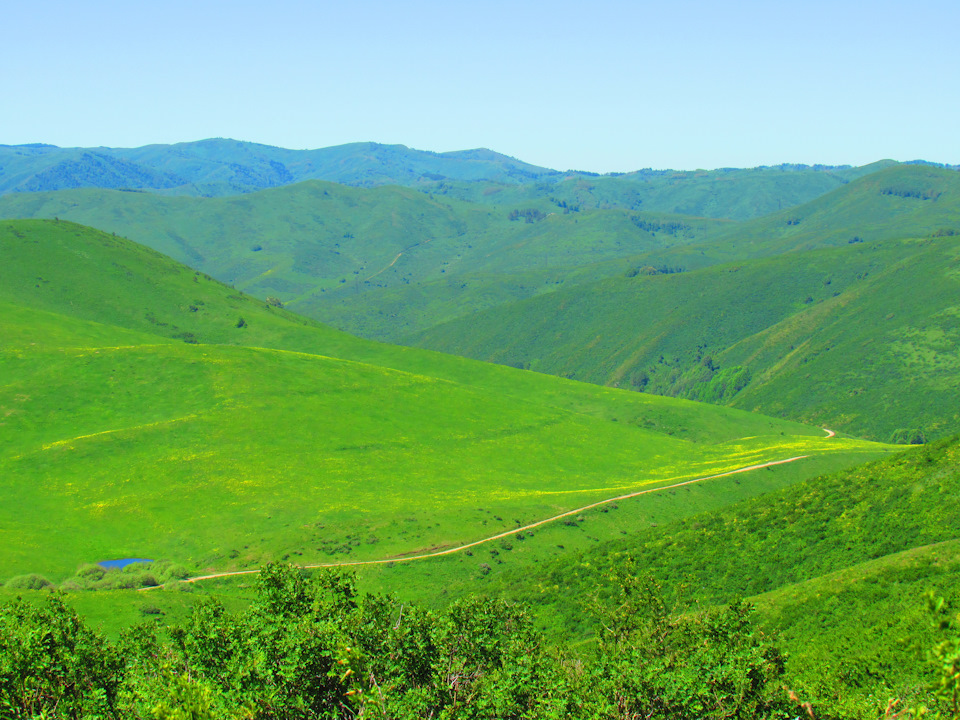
[421,162,883,221]
[1,219,875,585]
[0,139,558,196]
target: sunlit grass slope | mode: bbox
[0,219,881,586]
[477,436,960,712]
[0,219,832,442]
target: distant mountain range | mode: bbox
[4,138,953,207]
[0,139,559,196]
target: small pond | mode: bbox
[97,558,153,570]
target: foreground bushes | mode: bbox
[5,563,955,718]
[0,563,801,719]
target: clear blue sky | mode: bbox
[4,0,958,172]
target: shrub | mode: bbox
[5,573,53,590]
[163,563,190,581]
[77,564,106,582]
[890,428,927,444]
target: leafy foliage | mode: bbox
[0,594,124,718]
[0,564,793,719]
[586,569,788,719]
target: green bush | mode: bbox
[4,573,53,590]
[0,563,798,718]
[890,428,927,444]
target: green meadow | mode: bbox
[0,219,889,589]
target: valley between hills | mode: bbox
[2,140,960,718]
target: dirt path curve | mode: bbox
[364,251,404,281]
[823,427,836,438]
[149,454,810,589]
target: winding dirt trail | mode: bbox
[823,427,836,438]
[147,454,810,590]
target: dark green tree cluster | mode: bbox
[507,208,547,223]
[0,563,797,719]
[628,217,690,236]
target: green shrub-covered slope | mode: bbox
[1,219,882,588]
[410,166,960,441]
[477,435,960,715]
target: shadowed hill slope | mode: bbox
[409,166,960,440]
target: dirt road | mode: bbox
[150,454,810,589]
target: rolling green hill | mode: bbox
[0,182,729,340]
[409,167,960,441]
[420,161,894,221]
[2,140,907,220]
[411,236,960,441]
[466,434,960,715]
[1,219,880,588]
[632,163,960,270]
[1,161,944,348]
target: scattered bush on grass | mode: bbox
[4,573,53,590]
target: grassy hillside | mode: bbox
[422,162,890,220]
[752,539,960,716]
[640,163,960,269]
[409,172,960,440]
[1,219,881,589]
[0,220,822,437]
[0,183,727,340]
[475,435,960,714]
